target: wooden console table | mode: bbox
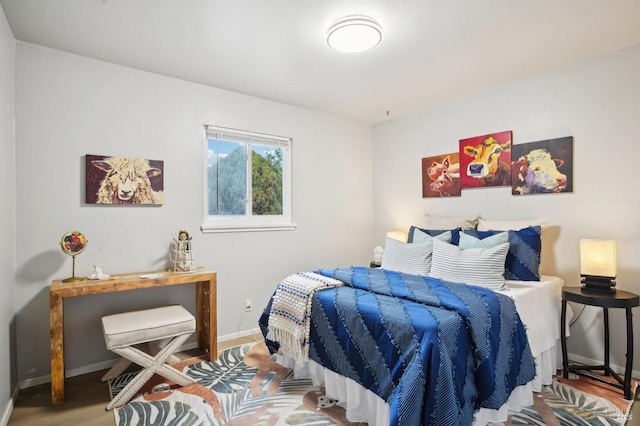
[49,268,217,406]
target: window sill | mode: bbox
[201,222,297,234]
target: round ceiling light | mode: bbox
[326,15,383,54]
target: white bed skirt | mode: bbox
[277,341,561,426]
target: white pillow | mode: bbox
[429,238,509,291]
[381,237,431,275]
[477,217,549,231]
[458,231,509,249]
[424,214,480,230]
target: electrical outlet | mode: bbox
[244,299,252,312]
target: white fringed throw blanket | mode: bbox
[267,272,344,364]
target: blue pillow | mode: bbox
[408,226,461,245]
[463,226,541,281]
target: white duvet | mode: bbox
[498,275,569,357]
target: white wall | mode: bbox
[10,20,639,405]
[14,43,373,386]
[372,44,640,374]
[0,5,16,425]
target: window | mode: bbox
[202,125,295,233]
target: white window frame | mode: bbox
[201,125,296,233]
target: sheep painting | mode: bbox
[85,155,164,205]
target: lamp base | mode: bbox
[581,277,616,294]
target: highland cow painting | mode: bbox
[459,131,512,189]
[85,154,164,205]
[511,137,573,195]
[422,152,461,197]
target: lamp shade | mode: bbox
[386,231,407,242]
[580,239,617,278]
[326,15,383,54]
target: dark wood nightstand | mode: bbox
[561,286,640,399]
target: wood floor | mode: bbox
[8,336,640,425]
[7,335,261,426]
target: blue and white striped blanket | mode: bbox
[265,271,343,364]
[260,266,535,426]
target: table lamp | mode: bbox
[387,231,408,242]
[580,239,617,293]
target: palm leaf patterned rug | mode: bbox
[109,341,636,425]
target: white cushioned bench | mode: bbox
[101,305,197,410]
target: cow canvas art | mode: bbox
[459,130,512,189]
[511,137,573,195]
[422,152,461,197]
[85,154,164,205]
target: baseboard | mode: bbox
[17,340,201,390]
[568,351,640,380]
[218,327,261,343]
[17,330,263,390]
[0,400,11,426]
[0,385,19,426]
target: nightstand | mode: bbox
[561,286,640,399]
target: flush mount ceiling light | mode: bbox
[326,15,383,54]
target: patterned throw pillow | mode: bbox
[477,217,548,231]
[381,237,432,275]
[429,238,509,291]
[408,226,461,245]
[463,226,542,281]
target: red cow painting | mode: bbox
[511,137,573,195]
[459,131,512,189]
[422,152,461,197]
[85,154,164,205]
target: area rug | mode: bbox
[109,341,637,425]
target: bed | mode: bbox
[259,221,568,425]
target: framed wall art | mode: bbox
[421,152,461,197]
[85,154,164,205]
[511,136,573,195]
[459,130,512,189]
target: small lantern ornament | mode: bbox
[170,229,195,272]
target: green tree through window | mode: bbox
[204,126,293,232]
[252,148,283,215]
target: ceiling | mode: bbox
[2,0,639,125]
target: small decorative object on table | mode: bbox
[87,264,110,280]
[60,230,88,283]
[371,245,384,267]
[373,246,384,263]
[170,229,196,272]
